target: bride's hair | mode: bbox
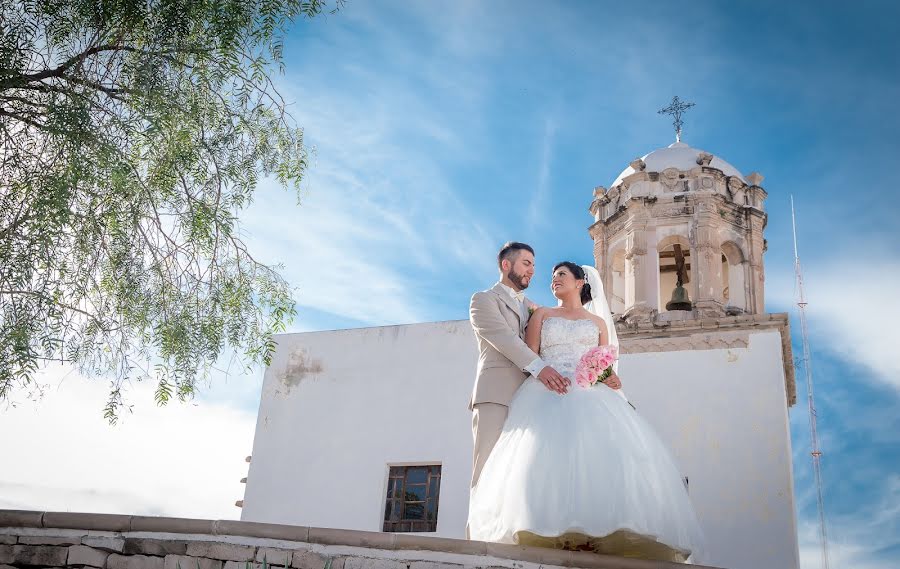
[552,261,592,305]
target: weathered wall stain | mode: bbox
[281,348,324,389]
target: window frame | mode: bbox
[381,463,442,533]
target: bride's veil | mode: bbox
[581,264,619,372]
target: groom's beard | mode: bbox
[509,269,530,291]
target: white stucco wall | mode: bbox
[621,330,799,569]
[243,321,799,569]
[242,321,478,536]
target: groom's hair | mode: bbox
[498,242,534,267]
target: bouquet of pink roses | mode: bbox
[574,345,618,389]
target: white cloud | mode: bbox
[528,117,557,231]
[796,475,899,569]
[230,42,502,326]
[767,258,900,391]
[0,365,254,519]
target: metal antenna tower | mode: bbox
[791,195,831,569]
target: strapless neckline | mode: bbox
[543,316,599,329]
[539,317,601,379]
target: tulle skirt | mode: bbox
[467,378,705,563]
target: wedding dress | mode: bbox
[467,317,705,562]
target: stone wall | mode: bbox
[0,510,716,569]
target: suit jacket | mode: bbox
[468,283,539,409]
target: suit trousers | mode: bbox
[467,402,509,539]
[470,402,509,488]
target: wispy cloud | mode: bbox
[767,257,900,391]
[528,117,557,231]
[795,474,899,569]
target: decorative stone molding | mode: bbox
[660,168,681,191]
[652,205,694,218]
[696,152,713,166]
[746,172,764,186]
[628,158,646,172]
[621,330,749,353]
[615,312,796,405]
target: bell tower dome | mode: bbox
[588,140,768,324]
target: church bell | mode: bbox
[666,282,693,311]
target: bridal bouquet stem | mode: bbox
[574,345,618,389]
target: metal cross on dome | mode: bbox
[658,96,695,143]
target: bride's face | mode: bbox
[550,266,583,300]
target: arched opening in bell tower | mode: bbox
[657,235,693,312]
[721,241,747,312]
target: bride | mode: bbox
[466,261,705,563]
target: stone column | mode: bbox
[692,201,725,317]
[589,222,607,287]
[623,225,653,323]
[746,214,766,313]
[644,228,660,313]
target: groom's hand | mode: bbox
[537,366,569,394]
[605,372,622,390]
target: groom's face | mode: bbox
[505,250,535,290]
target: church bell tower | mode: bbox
[588,100,768,324]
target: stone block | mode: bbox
[0,537,13,546]
[68,545,110,567]
[0,510,43,528]
[410,563,459,569]
[131,517,216,535]
[255,548,291,566]
[223,561,261,569]
[307,528,395,550]
[0,544,68,566]
[342,558,407,569]
[43,512,132,532]
[108,553,165,569]
[123,539,189,556]
[413,563,465,569]
[82,536,126,552]
[165,554,224,569]
[18,536,82,546]
[185,542,255,562]
[213,521,308,543]
[393,535,485,556]
[290,551,326,569]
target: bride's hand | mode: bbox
[605,372,622,390]
[537,365,569,394]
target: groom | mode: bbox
[468,242,570,495]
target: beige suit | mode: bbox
[468,283,539,490]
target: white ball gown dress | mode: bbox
[467,317,705,562]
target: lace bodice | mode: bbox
[539,317,600,379]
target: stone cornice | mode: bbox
[615,313,796,406]
[0,510,721,569]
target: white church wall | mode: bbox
[242,320,798,569]
[242,321,478,537]
[621,329,799,569]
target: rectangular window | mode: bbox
[382,465,441,532]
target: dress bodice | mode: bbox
[539,317,599,379]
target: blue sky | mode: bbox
[2,2,898,568]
